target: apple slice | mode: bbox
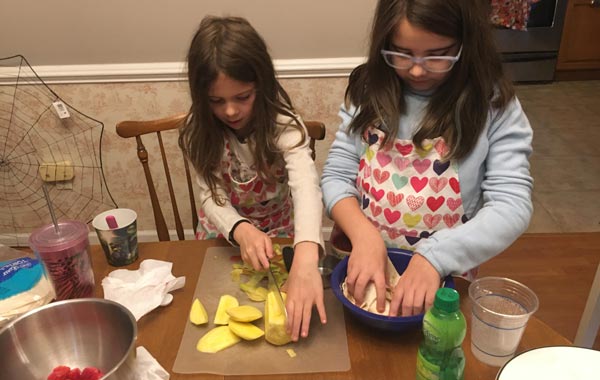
[213,294,239,325]
[196,326,241,353]
[228,320,265,340]
[189,298,209,325]
[226,305,263,322]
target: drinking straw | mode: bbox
[42,183,60,234]
[105,215,119,229]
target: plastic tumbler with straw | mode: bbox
[28,185,95,300]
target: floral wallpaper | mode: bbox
[48,77,347,238]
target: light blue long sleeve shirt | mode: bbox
[321,91,533,277]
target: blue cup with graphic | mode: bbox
[92,208,138,267]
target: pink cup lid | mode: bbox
[29,220,89,253]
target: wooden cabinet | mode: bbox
[556,0,600,77]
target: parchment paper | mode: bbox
[172,246,351,375]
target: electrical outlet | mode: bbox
[39,161,74,182]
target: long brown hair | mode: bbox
[178,16,303,205]
[346,0,514,160]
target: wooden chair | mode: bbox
[305,120,326,161]
[116,114,326,241]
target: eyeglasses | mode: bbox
[380,45,462,73]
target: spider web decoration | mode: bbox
[0,55,117,246]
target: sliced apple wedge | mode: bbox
[213,294,239,325]
[265,291,291,345]
[189,298,209,325]
[196,326,241,353]
[228,320,265,340]
[226,305,263,322]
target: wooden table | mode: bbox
[91,238,571,380]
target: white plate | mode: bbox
[497,346,600,380]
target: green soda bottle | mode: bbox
[416,288,466,380]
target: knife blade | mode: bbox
[266,264,288,319]
[282,246,294,273]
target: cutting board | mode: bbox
[172,246,351,376]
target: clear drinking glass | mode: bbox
[468,276,539,367]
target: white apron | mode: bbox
[357,127,477,279]
[196,138,294,240]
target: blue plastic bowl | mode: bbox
[331,248,455,332]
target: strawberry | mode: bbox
[48,365,71,380]
[81,367,103,380]
[48,365,103,380]
[67,367,81,380]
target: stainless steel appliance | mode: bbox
[494,0,568,82]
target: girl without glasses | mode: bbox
[322,0,533,317]
[179,16,326,341]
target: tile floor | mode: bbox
[516,80,600,233]
[512,80,600,348]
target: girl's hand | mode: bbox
[330,197,388,313]
[389,253,441,317]
[345,234,388,313]
[283,242,327,341]
[233,222,272,270]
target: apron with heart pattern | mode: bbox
[357,127,477,279]
[195,139,294,240]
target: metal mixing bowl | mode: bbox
[0,298,137,380]
[318,253,340,289]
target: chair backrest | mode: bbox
[116,113,193,241]
[116,114,326,241]
[304,120,326,160]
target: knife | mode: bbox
[266,264,288,319]
[282,246,294,273]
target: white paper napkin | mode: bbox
[118,346,170,380]
[101,259,185,321]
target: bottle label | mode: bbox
[423,318,441,345]
[422,310,466,351]
[0,257,43,300]
[416,349,440,380]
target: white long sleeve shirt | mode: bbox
[196,114,324,249]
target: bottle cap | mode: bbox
[29,220,89,255]
[433,287,460,313]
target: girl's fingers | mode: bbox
[424,288,436,312]
[345,268,357,297]
[389,286,404,317]
[246,240,268,269]
[287,301,301,341]
[300,303,312,338]
[264,237,274,260]
[315,296,327,324]
[244,246,262,271]
[411,287,426,316]
[251,255,262,271]
[258,250,270,270]
[374,277,387,313]
[256,237,271,269]
[352,274,371,305]
[401,288,415,317]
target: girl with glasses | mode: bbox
[322,0,533,318]
[179,16,326,341]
